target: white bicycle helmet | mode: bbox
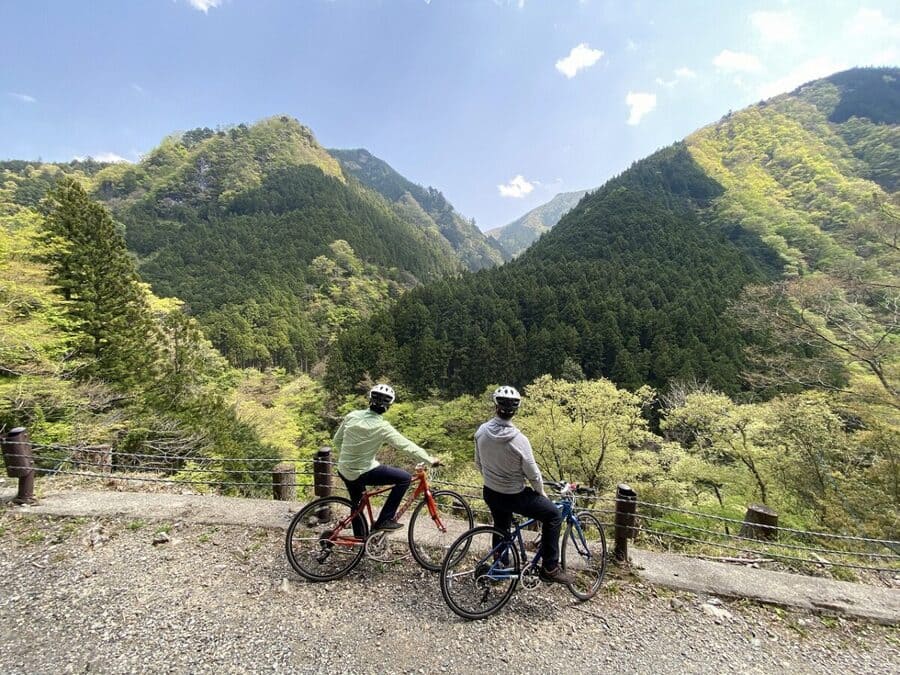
[492,385,521,404]
[492,385,521,418]
[369,383,396,403]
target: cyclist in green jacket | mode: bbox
[334,383,441,532]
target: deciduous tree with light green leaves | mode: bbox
[661,390,774,505]
[517,374,657,492]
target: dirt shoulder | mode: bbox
[1,508,898,674]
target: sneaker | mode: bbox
[373,519,403,531]
[539,565,574,585]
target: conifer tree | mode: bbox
[40,178,159,387]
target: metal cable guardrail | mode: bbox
[34,467,296,488]
[636,512,900,560]
[38,455,314,476]
[632,499,900,546]
[9,438,898,573]
[637,526,900,574]
[33,443,316,466]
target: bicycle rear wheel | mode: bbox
[561,511,607,600]
[440,526,520,620]
[408,489,474,571]
[285,496,368,581]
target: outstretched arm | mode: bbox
[381,422,435,465]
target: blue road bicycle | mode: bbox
[439,482,607,620]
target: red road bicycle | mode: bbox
[285,463,474,580]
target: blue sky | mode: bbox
[1,1,898,229]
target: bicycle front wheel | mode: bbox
[408,489,474,571]
[440,526,520,620]
[285,496,368,581]
[561,511,607,600]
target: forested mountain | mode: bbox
[487,189,588,257]
[83,118,483,372]
[0,175,297,481]
[329,67,899,406]
[330,148,508,270]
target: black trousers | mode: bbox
[483,485,562,569]
[339,465,411,535]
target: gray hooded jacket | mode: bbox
[474,417,544,496]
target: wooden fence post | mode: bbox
[740,504,779,540]
[313,447,332,498]
[272,462,296,501]
[613,483,637,562]
[1,427,37,505]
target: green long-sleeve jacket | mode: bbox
[333,409,432,481]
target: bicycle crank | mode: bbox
[364,530,408,563]
[520,563,541,591]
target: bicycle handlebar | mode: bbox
[546,480,597,496]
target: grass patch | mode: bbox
[23,530,45,545]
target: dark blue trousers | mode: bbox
[483,485,562,569]
[340,465,411,534]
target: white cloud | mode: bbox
[750,11,799,43]
[9,92,36,103]
[73,152,130,164]
[656,66,698,88]
[712,49,763,73]
[131,83,145,94]
[847,7,900,39]
[187,0,222,13]
[555,43,604,78]
[497,175,535,198]
[626,39,638,52]
[625,91,656,125]
[757,57,847,100]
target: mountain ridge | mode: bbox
[487,189,589,257]
[329,148,508,270]
[329,66,900,401]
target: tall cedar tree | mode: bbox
[41,178,159,387]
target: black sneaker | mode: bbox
[539,565,574,585]
[373,519,403,531]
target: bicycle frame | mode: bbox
[480,493,585,581]
[328,465,441,545]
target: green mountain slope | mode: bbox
[330,67,899,402]
[85,117,471,371]
[330,148,508,270]
[487,189,588,257]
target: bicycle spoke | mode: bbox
[285,497,368,581]
[440,526,519,620]
[408,490,474,571]
[561,512,607,601]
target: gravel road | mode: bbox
[0,510,897,674]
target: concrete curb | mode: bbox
[4,488,899,625]
[630,549,900,626]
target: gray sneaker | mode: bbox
[539,565,574,585]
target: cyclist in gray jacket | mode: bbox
[474,385,572,584]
